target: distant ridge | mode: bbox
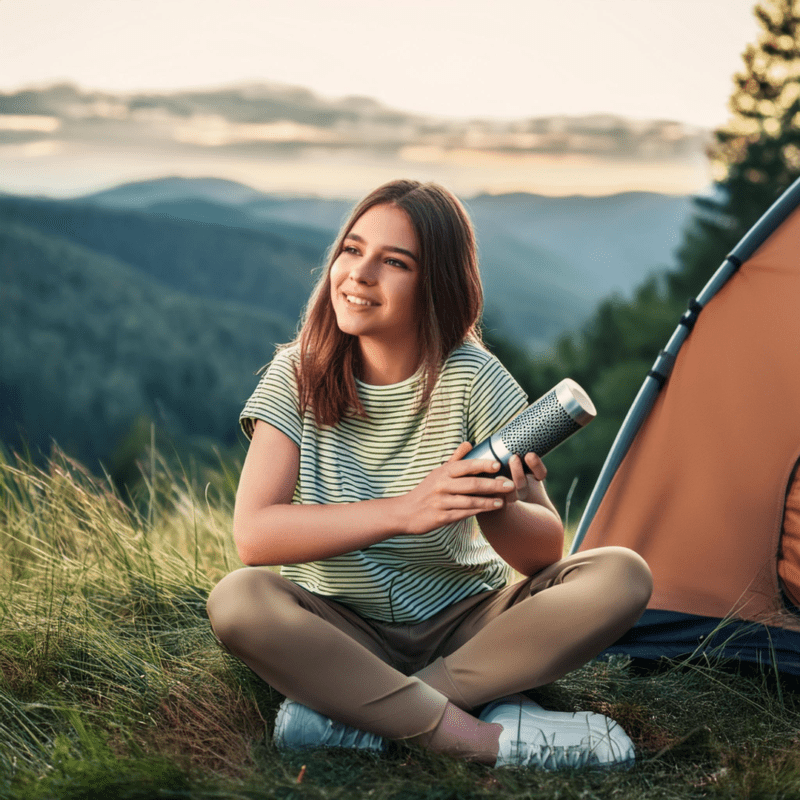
[0,192,324,322]
[87,176,269,209]
[79,178,595,348]
[1,176,696,485]
[77,176,694,347]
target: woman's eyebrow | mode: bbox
[345,232,419,262]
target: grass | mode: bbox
[1,444,800,799]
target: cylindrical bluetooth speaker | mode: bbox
[463,378,596,478]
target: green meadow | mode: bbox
[2,445,798,800]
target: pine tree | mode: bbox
[671,0,800,297]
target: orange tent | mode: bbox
[572,178,800,674]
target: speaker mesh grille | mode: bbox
[499,390,581,456]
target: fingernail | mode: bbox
[503,481,514,489]
[493,499,503,507]
[492,462,500,470]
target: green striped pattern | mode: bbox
[240,342,528,623]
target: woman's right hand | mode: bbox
[395,442,515,535]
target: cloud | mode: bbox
[172,115,337,147]
[0,83,712,197]
[0,114,61,132]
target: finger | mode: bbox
[507,455,526,501]
[448,457,502,477]
[490,474,517,502]
[524,452,547,482]
[509,454,526,486]
[447,441,473,464]
[444,492,507,511]
[436,496,507,524]
[448,475,514,496]
[499,478,519,505]
[424,493,506,524]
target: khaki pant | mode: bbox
[207,546,651,741]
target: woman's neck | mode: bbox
[358,338,421,385]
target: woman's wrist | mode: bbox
[381,494,411,537]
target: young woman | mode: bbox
[207,180,652,769]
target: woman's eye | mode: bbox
[342,245,359,255]
[387,258,409,269]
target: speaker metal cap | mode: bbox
[555,378,596,426]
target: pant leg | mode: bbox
[206,567,449,740]
[414,547,652,710]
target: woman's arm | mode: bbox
[475,449,565,577]
[233,420,515,566]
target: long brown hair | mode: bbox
[291,179,484,426]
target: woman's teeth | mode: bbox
[346,295,376,306]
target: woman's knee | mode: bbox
[206,567,286,648]
[592,546,653,609]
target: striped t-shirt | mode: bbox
[240,341,528,624]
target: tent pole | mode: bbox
[569,177,800,555]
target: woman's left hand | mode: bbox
[493,452,549,508]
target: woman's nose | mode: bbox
[350,257,377,283]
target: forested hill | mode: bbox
[0,194,326,318]
[0,218,295,484]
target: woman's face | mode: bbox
[329,203,422,350]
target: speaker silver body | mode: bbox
[464,378,596,478]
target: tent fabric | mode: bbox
[578,203,800,635]
[602,609,800,676]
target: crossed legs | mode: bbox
[206,547,652,761]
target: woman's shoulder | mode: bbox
[258,342,301,376]
[442,340,500,377]
[248,342,301,400]
[440,340,525,408]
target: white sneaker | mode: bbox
[479,694,635,769]
[273,699,386,752]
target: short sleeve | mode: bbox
[466,355,528,445]
[239,347,303,445]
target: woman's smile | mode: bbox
[343,293,379,307]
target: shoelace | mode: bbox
[507,740,597,769]
[503,711,627,769]
[321,717,383,749]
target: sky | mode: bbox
[0,0,761,128]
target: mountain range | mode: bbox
[82,176,695,347]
